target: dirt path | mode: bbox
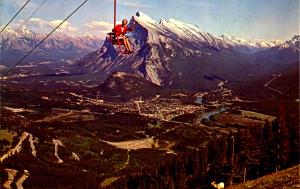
[264,74,284,95]
[68,92,104,105]
[53,139,64,163]
[4,107,35,113]
[264,74,281,87]
[34,111,73,122]
[125,150,130,165]
[28,134,38,157]
[0,132,29,163]
[231,97,260,103]
[72,152,80,161]
[163,126,181,134]
[3,169,30,189]
[3,169,18,189]
[0,132,39,162]
[15,170,30,189]
[267,87,284,95]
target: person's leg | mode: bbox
[123,39,130,51]
[119,38,129,51]
[117,38,125,50]
[124,38,133,52]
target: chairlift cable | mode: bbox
[16,0,48,31]
[1,0,88,77]
[0,0,31,35]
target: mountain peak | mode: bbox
[167,18,201,32]
[135,11,156,25]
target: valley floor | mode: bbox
[0,75,298,189]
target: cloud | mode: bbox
[13,17,78,34]
[120,1,151,8]
[48,20,78,32]
[11,17,114,38]
[85,21,113,31]
[105,0,152,8]
[84,21,114,37]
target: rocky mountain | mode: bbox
[0,27,103,66]
[98,72,162,101]
[77,11,297,91]
[249,35,299,76]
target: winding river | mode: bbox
[200,107,227,122]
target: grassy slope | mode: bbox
[230,165,300,189]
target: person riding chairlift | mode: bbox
[113,18,134,53]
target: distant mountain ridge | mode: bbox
[220,34,283,53]
[1,26,102,53]
[0,27,103,67]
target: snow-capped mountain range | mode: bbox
[1,26,102,53]
[139,12,282,52]
[77,11,298,90]
[220,34,282,52]
[0,26,103,67]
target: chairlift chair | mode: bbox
[107,0,133,54]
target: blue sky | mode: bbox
[1,0,299,40]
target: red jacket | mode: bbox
[113,24,132,36]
